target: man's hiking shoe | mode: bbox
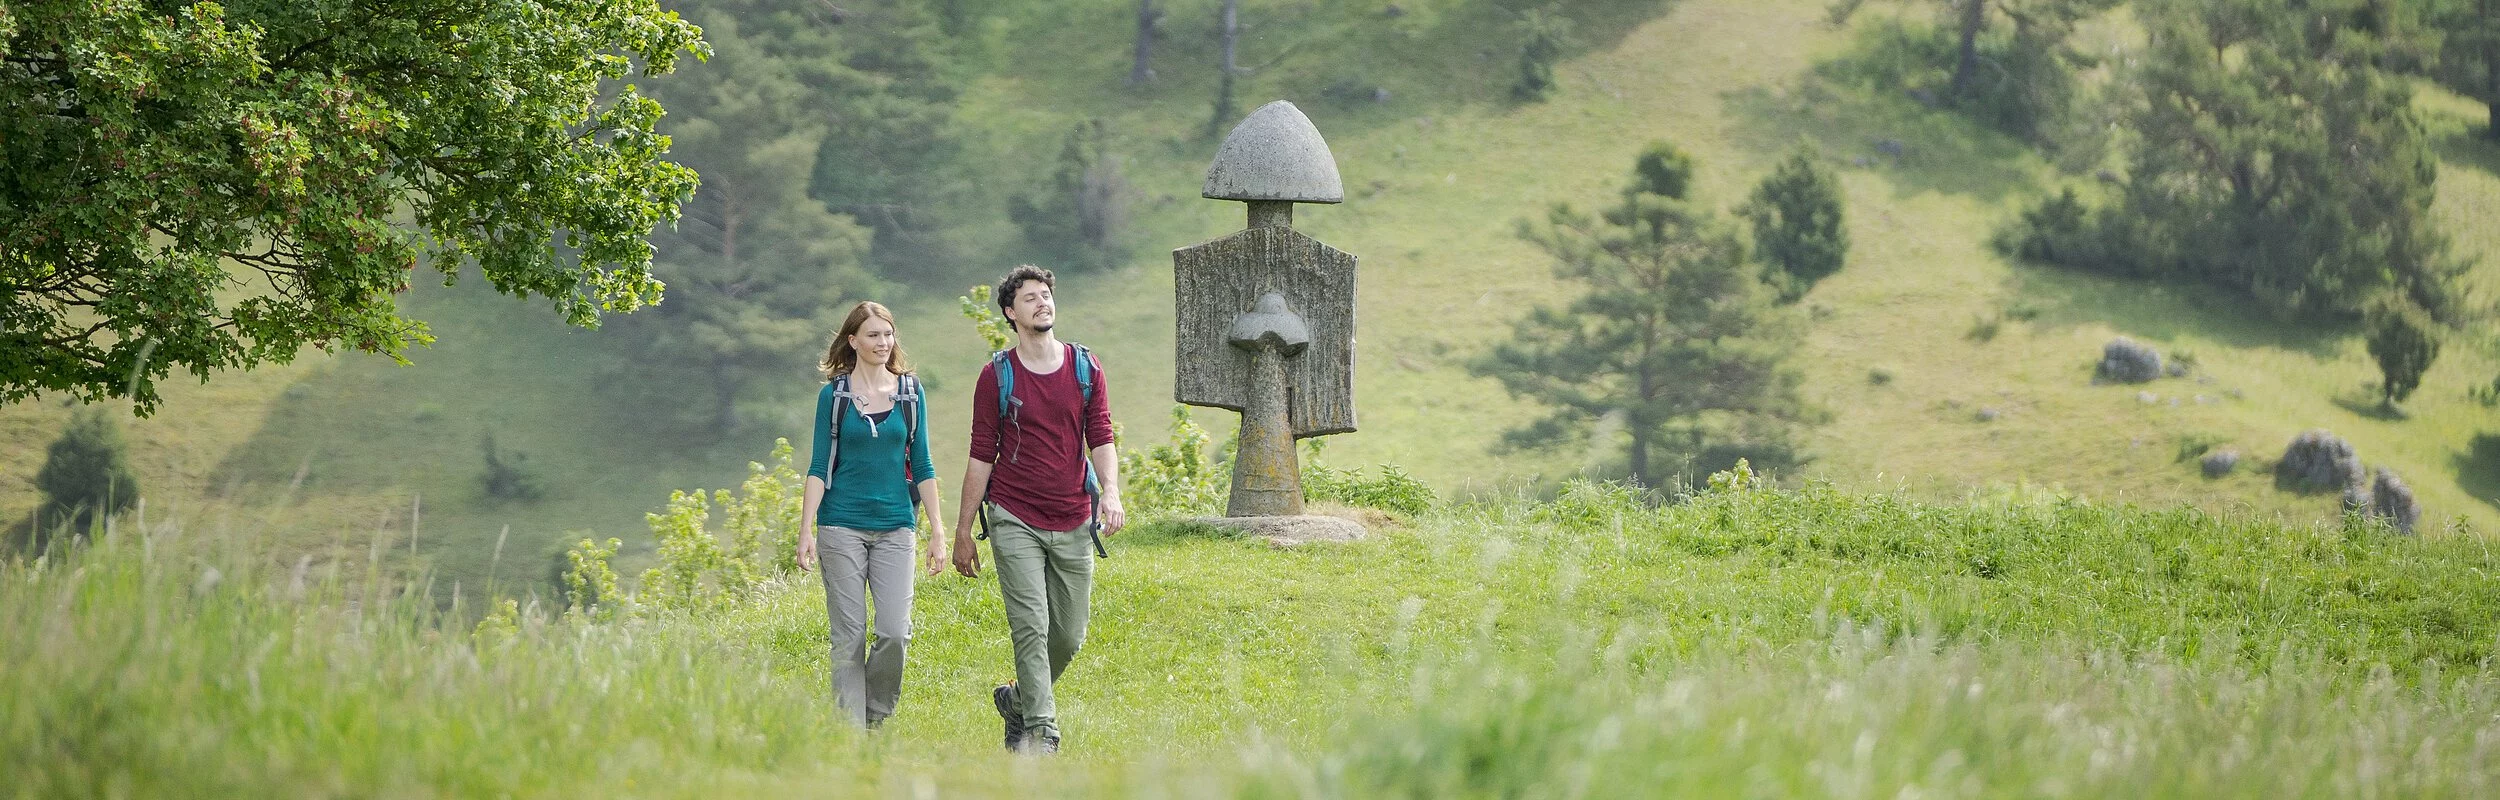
[1019,734,1061,756]
[993,682,1024,750]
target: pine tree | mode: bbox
[1008,120,1129,272]
[799,0,968,274]
[34,407,141,538]
[2434,0,2500,139]
[1929,0,2121,144]
[626,8,877,437]
[1473,143,1818,489]
[2010,0,2465,321]
[1740,145,1850,304]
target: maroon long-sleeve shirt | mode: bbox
[969,344,1115,532]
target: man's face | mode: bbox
[1007,279,1055,334]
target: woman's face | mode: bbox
[850,315,897,368]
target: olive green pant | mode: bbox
[986,503,1093,741]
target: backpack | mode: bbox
[979,342,1107,557]
[821,372,925,510]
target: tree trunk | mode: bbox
[1209,0,1239,137]
[1630,349,1656,488]
[2487,44,2498,140]
[719,190,740,270]
[1627,428,1651,490]
[1128,0,1159,86]
[1949,0,1986,101]
[1219,0,1238,79]
[712,360,739,438]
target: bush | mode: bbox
[957,285,1014,352]
[638,439,804,613]
[34,407,141,537]
[1511,7,1572,102]
[1122,405,1228,517]
[2095,338,2163,384]
[1967,313,2003,342]
[558,536,625,620]
[1994,188,2125,274]
[552,439,806,620]
[1305,445,1436,517]
[2470,373,2500,406]
[479,433,545,503]
[2276,430,2364,496]
[1629,141,1694,200]
[2174,433,2227,463]
[2368,467,2423,535]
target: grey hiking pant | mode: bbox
[986,503,1093,741]
[818,524,916,727]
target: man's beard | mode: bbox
[1027,320,1053,333]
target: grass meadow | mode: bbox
[11,476,2500,796]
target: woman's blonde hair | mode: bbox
[819,301,913,381]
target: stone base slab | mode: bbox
[1190,514,1370,547]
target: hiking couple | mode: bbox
[795,265,1123,755]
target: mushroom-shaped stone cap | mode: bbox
[1227,292,1312,355]
[1203,101,1344,204]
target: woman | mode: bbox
[798,301,948,729]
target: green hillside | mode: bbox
[6,0,2500,593]
[12,484,2500,795]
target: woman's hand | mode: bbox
[796,529,818,572]
[923,531,948,576]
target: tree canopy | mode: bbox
[2000,0,2465,321]
[617,5,873,436]
[1,0,708,413]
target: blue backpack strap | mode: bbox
[1067,343,1109,559]
[976,353,1014,541]
[1070,342,1095,401]
[990,349,1019,431]
[1067,343,1101,498]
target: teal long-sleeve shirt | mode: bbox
[807,379,935,531]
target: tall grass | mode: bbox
[1237,634,2500,798]
[9,478,2500,796]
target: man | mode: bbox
[952,265,1126,755]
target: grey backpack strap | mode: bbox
[825,374,852,481]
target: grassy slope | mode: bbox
[13,488,2500,795]
[945,0,2500,529]
[5,0,2500,586]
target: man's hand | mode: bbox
[796,529,818,572]
[1098,496,1127,537]
[951,531,982,577]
